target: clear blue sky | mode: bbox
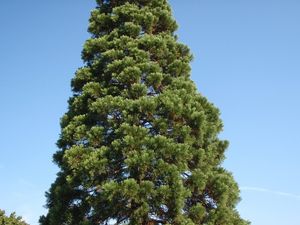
[0,0,299,224]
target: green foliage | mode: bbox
[41,0,250,224]
[0,210,28,225]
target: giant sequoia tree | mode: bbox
[40,0,249,224]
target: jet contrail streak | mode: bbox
[240,186,300,200]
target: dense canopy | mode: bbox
[40,0,249,224]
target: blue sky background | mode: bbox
[0,0,299,224]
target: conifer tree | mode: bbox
[0,210,28,225]
[41,0,249,224]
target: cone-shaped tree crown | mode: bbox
[40,0,250,224]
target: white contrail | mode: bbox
[240,186,300,200]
